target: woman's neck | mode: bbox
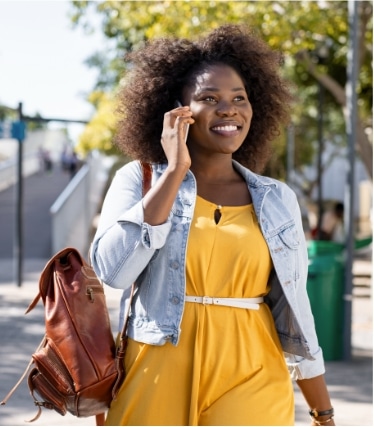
[190,157,252,206]
[190,156,238,184]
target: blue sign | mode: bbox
[11,121,26,140]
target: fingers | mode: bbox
[160,105,193,167]
[162,105,194,144]
[170,104,193,129]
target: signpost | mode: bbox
[0,103,26,287]
[1,102,88,287]
[14,103,25,287]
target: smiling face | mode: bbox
[182,63,253,157]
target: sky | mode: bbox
[0,0,105,141]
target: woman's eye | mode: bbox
[203,96,216,102]
[234,96,246,102]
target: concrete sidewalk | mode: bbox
[0,255,372,426]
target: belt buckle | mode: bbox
[202,296,213,305]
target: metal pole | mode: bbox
[15,102,24,287]
[286,124,295,188]
[316,82,324,239]
[343,0,359,361]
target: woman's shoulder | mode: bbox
[266,176,298,204]
[234,161,296,198]
[116,160,164,174]
[115,159,140,174]
[106,160,143,192]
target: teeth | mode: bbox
[212,125,238,131]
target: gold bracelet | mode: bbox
[310,415,334,425]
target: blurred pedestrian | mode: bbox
[38,147,53,173]
[60,147,70,171]
[320,202,345,243]
[68,151,78,179]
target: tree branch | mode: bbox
[294,49,373,180]
[294,50,346,105]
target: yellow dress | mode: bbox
[105,196,294,426]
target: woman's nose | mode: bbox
[216,101,237,117]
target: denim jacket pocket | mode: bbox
[269,222,301,284]
[277,222,300,249]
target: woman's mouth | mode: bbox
[211,124,242,136]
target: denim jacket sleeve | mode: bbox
[90,161,172,289]
[268,185,325,379]
[278,186,325,379]
[245,165,326,380]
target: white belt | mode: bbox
[184,296,264,310]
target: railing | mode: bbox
[0,152,40,192]
[50,154,115,255]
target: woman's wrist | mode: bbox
[309,408,334,425]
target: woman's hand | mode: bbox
[143,105,194,226]
[160,104,194,169]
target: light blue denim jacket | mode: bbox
[91,160,325,380]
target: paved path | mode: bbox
[0,167,70,259]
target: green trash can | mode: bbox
[306,241,345,361]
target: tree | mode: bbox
[75,91,120,156]
[293,1,372,180]
[70,0,372,185]
[0,103,17,121]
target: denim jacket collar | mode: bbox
[155,160,276,189]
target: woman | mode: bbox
[91,24,335,426]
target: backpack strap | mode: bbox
[141,161,152,195]
[95,412,106,426]
[0,336,46,407]
[109,282,136,403]
[25,292,41,314]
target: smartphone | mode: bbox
[174,100,190,143]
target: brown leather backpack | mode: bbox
[1,162,152,424]
[1,248,124,422]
